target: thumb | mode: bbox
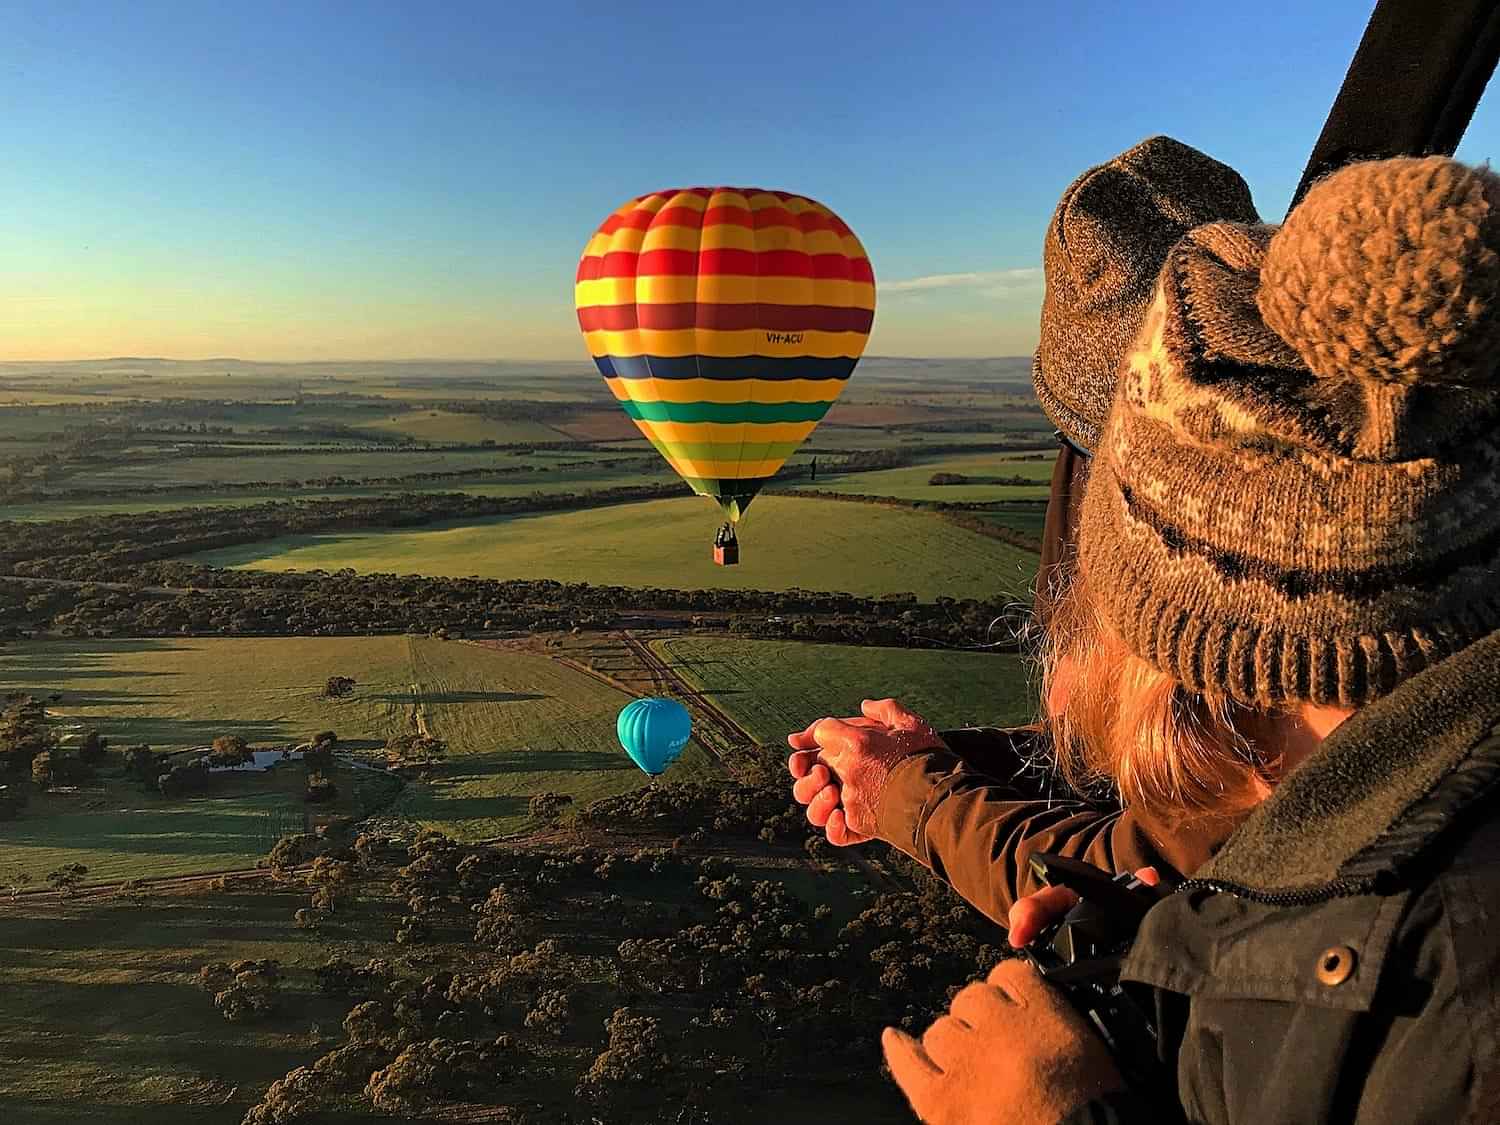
[882,1026,941,1117]
[861,698,929,733]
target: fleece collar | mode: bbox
[1196,626,1500,895]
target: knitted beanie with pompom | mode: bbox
[1077,155,1500,708]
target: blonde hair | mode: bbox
[1041,572,1282,829]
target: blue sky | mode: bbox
[3,0,1496,361]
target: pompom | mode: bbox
[1257,156,1500,386]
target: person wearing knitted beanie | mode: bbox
[888,155,1500,1125]
[786,137,1263,934]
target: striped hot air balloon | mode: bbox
[575,187,875,562]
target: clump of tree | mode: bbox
[0,694,54,774]
[384,733,446,776]
[240,1064,328,1125]
[363,1035,524,1116]
[575,1007,669,1106]
[305,855,357,914]
[31,748,94,789]
[527,791,573,826]
[472,884,539,953]
[522,988,571,1038]
[315,956,398,1000]
[205,735,253,768]
[158,757,211,798]
[200,959,283,1023]
[266,832,322,874]
[323,676,356,699]
[44,863,87,896]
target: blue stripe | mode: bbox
[596,355,857,382]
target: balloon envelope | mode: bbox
[616,697,692,777]
[576,187,875,522]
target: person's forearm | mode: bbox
[937,725,1061,802]
[873,751,1175,926]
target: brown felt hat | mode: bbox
[1034,136,1260,451]
[1080,155,1500,708]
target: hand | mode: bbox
[786,699,945,844]
[1007,866,1160,949]
[882,959,1124,1125]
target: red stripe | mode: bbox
[652,205,708,229]
[583,248,873,281]
[577,302,875,333]
[598,208,657,235]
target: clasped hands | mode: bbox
[785,696,943,845]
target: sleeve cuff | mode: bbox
[872,750,967,856]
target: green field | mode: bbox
[0,637,714,881]
[653,635,1037,744]
[811,452,1054,503]
[193,495,1039,601]
[361,409,567,444]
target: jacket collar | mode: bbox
[1196,626,1500,896]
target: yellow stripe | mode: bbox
[590,226,646,254]
[695,223,757,252]
[633,418,819,444]
[606,376,848,405]
[641,224,715,253]
[586,327,870,360]
[660,191,708,212]
[706,189,751,211]
[746,191,797,211]
[696,272,814,307]
[660,454,792,480]
[576,275,875,308]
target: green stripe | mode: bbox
[621,400,832,424]
[653,439,804,462]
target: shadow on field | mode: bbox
[38,690,177,709]
[2,639,202,660]
[476,749,634,775]
[0,806,284,856]
[369,690,546,705]
[414,793,530,822]
[85,717,292,746]
[0,666,179,685]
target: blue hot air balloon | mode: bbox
[616,697,692,777]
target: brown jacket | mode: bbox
[874,725,1233,926]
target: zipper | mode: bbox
[1167,872,1381,908]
